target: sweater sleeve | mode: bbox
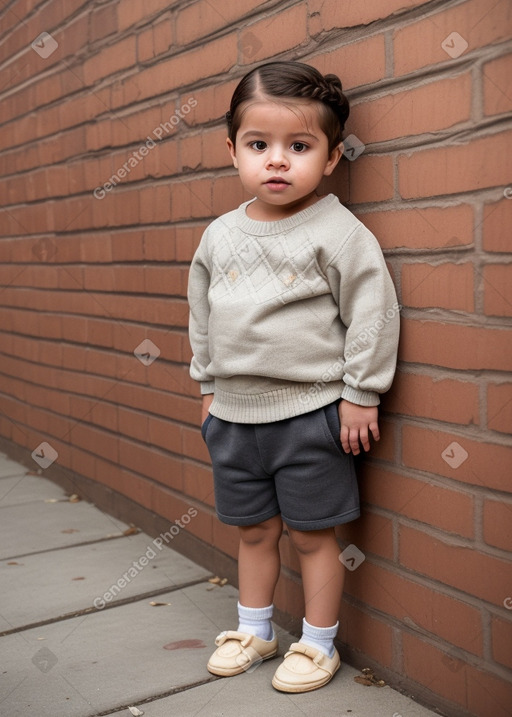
[325,223,400,406]
[187,234,215,395]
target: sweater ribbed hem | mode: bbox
[209,381,344,423]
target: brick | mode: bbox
[401,262,474,311]
[402,423,512,493]
[212,521,240,565]
[90,4,118,42]
[309,0,427,33]
[183,461,215,507]
[310,34,387,90]
[152,17,173,57]
[400,524,512,607]
[179,134,202,173]
[126,34,237,104]
[403,634,470,711]
[394,0,512,76]
[143,266,186,296]
[348,154,394,204]
[336,510,394,561]
[176,0,263,45]
[83,36,137,85]
[484,264,512,317]
[180,81,236,127]
[487,382,512,435]
[137,27,154,63]
[399,318,512,372]
[201,126,231,170]
[138,184,172,224]
[350,73,471,144]
[360,464,474,538]
[483,499,512,551]
[467,664,512,717]
[399,130,512,199]
[339,602,393,668]
[117,0,171,31]
[484,52,512,117]
[142,227,176,261]
[118,437,177,484]
[212,175,251,216]
[491,615,512,670]
[170,177,214,222]
[239,4,308,64]
[347,561,482,654]
[385,371,479,425]
[483,198,512,252]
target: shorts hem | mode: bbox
[216,508,281,527]
[282,507,361,531]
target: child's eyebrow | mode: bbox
[239,130,320,141]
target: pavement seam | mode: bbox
[0,532,133,562]
[89,676,221,716]
[0,576,213,637]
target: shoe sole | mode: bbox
[271,661,340,693]
[207,649,278,677]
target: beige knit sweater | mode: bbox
[188,194,399,423]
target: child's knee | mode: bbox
[239,516,283,546]
[288,527,335,555]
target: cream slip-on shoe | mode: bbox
[272,642,340,692]
[207,630,279,677]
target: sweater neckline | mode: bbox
[236,194,337,236]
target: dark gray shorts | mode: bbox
[201,400,360,531]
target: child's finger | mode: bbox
[369,421,380,442]
[359,427,370,452]
[340,424,351,453]
[349,427,361,455]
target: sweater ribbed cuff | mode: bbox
[341,385,380,407]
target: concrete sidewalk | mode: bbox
[0,451,439,717]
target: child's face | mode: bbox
[226,99,342,220]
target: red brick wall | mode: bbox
[1,1,511,714]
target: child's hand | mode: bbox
[339,400,379,455]
[201,393,214,423]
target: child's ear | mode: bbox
[226,138,238,169]
[323,143,343,177]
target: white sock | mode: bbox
[237,602,274,641]
[299,618,338,658]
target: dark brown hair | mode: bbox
[226,61,350,153]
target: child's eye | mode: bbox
[291,142,308,152]
[250,141,267,151]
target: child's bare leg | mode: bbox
[206,516,282,676]
[271,527,343,691]
[288,527,344,627]
[238,515,283,607]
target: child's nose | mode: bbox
[265,146,289,169]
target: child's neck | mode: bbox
[246,192,324,222]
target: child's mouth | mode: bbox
[265,178,290,191]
